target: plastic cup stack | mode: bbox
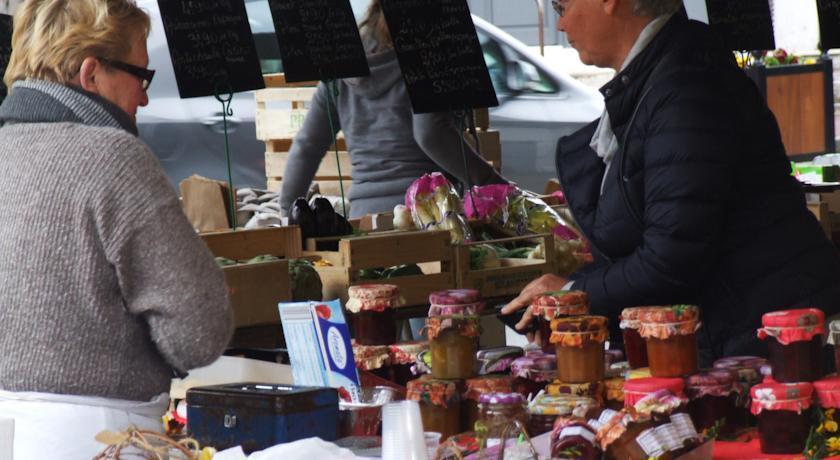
[424,432,442,459]
[381,400,428,460]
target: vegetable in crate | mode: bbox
[289,259,323,301]
[405,173,472,244]
[469,244,501,270]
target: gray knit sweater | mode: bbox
[0,80,233,401]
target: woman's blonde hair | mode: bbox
[359,0,392,52]
[4,0,150,88]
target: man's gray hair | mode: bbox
[633,0,683,16]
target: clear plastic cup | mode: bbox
[425,431,442,459]
[381,400,428,460]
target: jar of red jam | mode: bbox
[624,377,686,412]
[477,392,529,443]
[428,288,484,317]
[758,308,825,383]
[530,290,589,353]
[551,419,601,459]
[546,380,606,407]
[685,369,739,435]
[529,394,595,436]
[387,341,428,386]
[426,314,480,380]
[352,342,391,380]
[751,381,814,454]
[828,320,840,374]
[713,356,766,431]
[604,377,625,411]
[407,376,461,440]
[550,316,608,383]
[510,351,557,398]
[620,307,651,369]
[347,284,402,346]
[462,375,513,432]
[638,305,699,378]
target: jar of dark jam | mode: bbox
[346,284,402,346]
[758,308,825,383]
[510,351,557,398]
[550,316,608,383]
[530,290,588,354]
[462,375,513,432]
[713,356,766,431]
[426,315,480,380]
[529,394,595,436]
[546,380,605,407]
[638,305,699,378]
[620,307,651,369]
[407,376,461,440]
[387,341,428,387]
[685,369,739,435]
[551,419,601,459]
[751,381,814,454]
[352,342,391,380]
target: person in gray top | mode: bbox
[280,0,508,218]
[0,0,232,455]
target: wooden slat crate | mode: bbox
[454,233,556,298]
[303,229,455,306]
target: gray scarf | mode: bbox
[0,79,138,136]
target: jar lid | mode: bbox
[407,376,460,408]
[425,315,481,341]
[604,377,625,402]
[750,381,814,415]
[814,376,840,409]
[429,289,481,306]
[685,369,739,399]
[546,380,606,404]
[638,305,700,339]
[530,303,589,320]
[477,346,524,375]
[388,341,428,365]
[619,307,653,329]
[346,284,403,312]
[528,394,595,415]
[758,308,825,345]
[532,290,588,307]
[624,377,685,398]
[605,349,624,365]
[464,375,514,402]
[632,390,687,415]
[428,301,484,317]
[352,342,391,371]
[510,351,557,379]
[479,392,524,406]
[549,316,609,348]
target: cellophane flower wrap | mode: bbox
[405,173,472,244]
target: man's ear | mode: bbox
[78,57,101,94]
[602,0,621,15]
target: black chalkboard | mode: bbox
[0,14,12,100]
[156,0,265,99]
[267,0,370,82]
[817,0,840,50]
[380,0,498,114]
[706,0,775,51]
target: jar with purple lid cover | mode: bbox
[477,392,529,442]
[510,351,557,398]
[685,369,739,434]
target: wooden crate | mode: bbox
[303,229,455,306]
[454,233,556,298]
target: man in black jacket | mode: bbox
[504,0,840,361]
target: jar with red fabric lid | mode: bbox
[624,377,686,416]
[814,375,840,409]
[751,381,814,454]
[685,369,739,435]
[352,342,391,380]
[828,320,840,374]
[551,419,601,459]
[758,308,825,383]
[407,376,462,440]
[510,351,557,398]
[428,289,484,316]
[387,341,428,386]
[638,306,700,377]
[550,316,608,383]
[477,392,529,443]
[620,307,652,369]
[426,314,481,379]
[461,375,513,432]
[530,290,589,353]
[346,284,402,345]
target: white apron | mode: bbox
[0,390,168,459]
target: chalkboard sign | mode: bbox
[705,0,775,51]
[267,0,370,82]
[380,0,498,114]
[0,14,12,100]
[157,0,265,99]
[816,0,840,50]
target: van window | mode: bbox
[477,30,558,96]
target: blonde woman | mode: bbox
[0,0,233,456]
[279,0,508,218]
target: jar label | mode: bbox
[598,409,620,425]
[670,413,699,442]
[587,419,603,430]
[636,428,666,457]
[559,426,596,444]
[654,424,682,452]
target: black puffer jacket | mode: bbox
[558,13,840,360]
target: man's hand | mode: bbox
[501,274,570,331]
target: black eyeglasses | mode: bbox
[99,57,155,91]
[552,0,570,17]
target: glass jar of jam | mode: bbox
[407,376,461,441]
[428,288,484,317]
[638,305,699,378]
[546,380,606,407]
[620,307,651,369]
[477,392,529,443]
[814,375,840,410]
[829,320,840,374]
[352,342,391,380]
[758,308,825,383]
[685,369,739,435]
[713,356,766,431]
[426,314,480,380]
[462,375,513,433]
[551,419,601,459]
[596,410,657,460]
[529,393,595,436]
[550,316,608,383]
[510,351,557,398]
[624,377,685,411]
[751,381,814,454]
[530,290,589,353]
[387,341,428,387]
[347,284,403,346]
[604,377,625,411]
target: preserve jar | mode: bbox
[428,288,484,317]
[551,419,600,459]
[476,346,524,375]
[685,369,739,435]
[596,410,657,460]
[426,314,480,379]
[604,377,625,411]
[620,307,651,369]
[758,308,825,383]
[530,290,589,353]
[814,375,840,409]
[550,316,608,383]
[477,392,529,443]
[546,380,606,406]
[346,284,403,346]
[751,381,814,454]
[830,320,840,374]
[529,394,595,436]
[462,375,513,432]
[352,342,391,380]
[713,356,766,431]
[510,351,557,398]
[624,377,686,412]
[638,305,700,378]
[387,341,428,387]
[407,376,461,440]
